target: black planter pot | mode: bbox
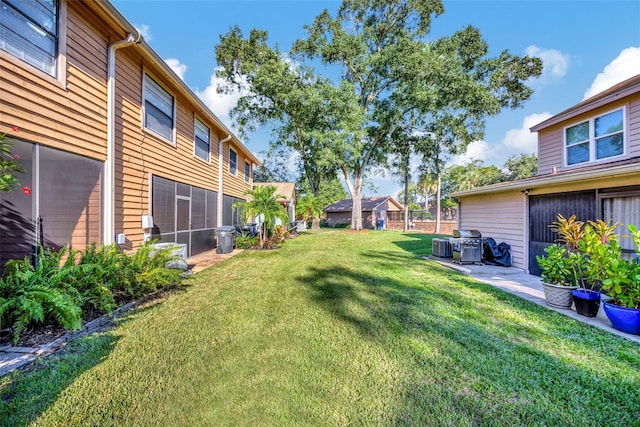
[572,289,601,317]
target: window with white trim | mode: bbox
[194,118,210,162]
[244,161,251,183]
[0,0,59,76]
[144,75,175,142]
[565,108,624,166]
[229,148,237,175]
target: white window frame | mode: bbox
[229,147,237,176]
[564,107,625,167]
[244,161,251,183]
[143,73,176,145]
[194,117,210,163]
[0,0,67,82]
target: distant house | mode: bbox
[324,196,403,229]
[451,73,640,273]
[253,182,296,223]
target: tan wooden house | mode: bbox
[452,74,640,273]
[253,182,296,222]
[0,0,259,264]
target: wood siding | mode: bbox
[1,1,109,160]
[537,92,640,175]
[1,0,256,252]
[458,192,526,269]
[223,140,253,199]
[113,50,253,245]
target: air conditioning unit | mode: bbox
[432,238,453,258]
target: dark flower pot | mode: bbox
[603,301,640,335]
[571,289,601,317]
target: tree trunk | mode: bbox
[343,170,363,230]
[435,174,442,234]
[312,218,320,230]
[403,170,409,232]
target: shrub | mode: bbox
[236,235,259,249]
[0,241,183,343]
[0,253,83,343]
[272,225,286,243]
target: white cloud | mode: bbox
[525,45,570,78]
[196,68,249,132]
[452,140,490,165]
[135,24,152,41]
[583,47,640,99]
[501,112,553,153]
[164,58,187,80]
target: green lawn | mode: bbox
[2,230,639,426]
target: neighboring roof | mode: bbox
[450,155,640,198]
[91,1,260,165]
[324,196,403,212]
[253,182,296,203]
[530,73,640,132]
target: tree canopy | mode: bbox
[216,0,542,229]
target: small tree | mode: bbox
[233,185,289,246]
[297,194,324,230]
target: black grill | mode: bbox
[450,229,483,265]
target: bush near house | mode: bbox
[0,242,182,344]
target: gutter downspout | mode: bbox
[105,33,141,245]
[218,134,232,226]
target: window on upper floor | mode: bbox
[0,0,59,76]
[144,74,175,143]
[244,161,251,183]
[194,118,210,162]
[229,148,237,175]
[565,108,624,166]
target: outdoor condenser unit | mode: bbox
[432,238,453,258]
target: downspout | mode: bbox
[218,134,232,226]
[105,32,141,245]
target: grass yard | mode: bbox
[1,230,639,426]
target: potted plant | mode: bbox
[569,218,621,317]
[536,244,577,308]
[548,214,610,317]
[600,224,640,335]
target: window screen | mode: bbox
[229,148,237,175]
[144,75,174,141]
[0,0,58,76]
[194,119,210,161]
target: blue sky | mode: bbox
[111,0,640,198]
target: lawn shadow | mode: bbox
[296,259,640,425]
[0,287,180,425]
[390,232,451,257]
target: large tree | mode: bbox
[293,0,542,229]
[503,153,538,181]
[216,1,541,230]
[215,28,361,201]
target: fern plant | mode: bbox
[0,275,81,344]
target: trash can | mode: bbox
[215,226,236,254]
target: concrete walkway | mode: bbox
[429,256,640,344]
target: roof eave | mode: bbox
[451,162,640,198]
[90,0,260,166]
[530,76,640,132]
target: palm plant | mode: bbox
[234,185,289,246]
[296,193,324,230]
